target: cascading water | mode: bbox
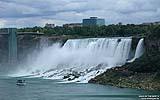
[134,38,145,58]
[128,38,145,62]
[12,37,144,83]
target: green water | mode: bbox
[0,77,159,100]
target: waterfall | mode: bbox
[128,38,144,62]
[13,37,135,83]
[61,38,132,67]
[8,28,17,64]
[39,37,50,49]
[134,38,145,58]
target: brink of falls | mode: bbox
[12,37,144,83]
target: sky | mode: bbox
[0,0,160,28]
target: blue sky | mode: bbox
[0,0,160,28]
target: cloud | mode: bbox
[0,19,6,28]
[0,0,160,27]
[1,17,68,28]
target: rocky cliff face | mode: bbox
[127,33,160,73]
[145,35,160,56]
[0,35,8,63]
[0,35,70,64]
[89,34,160,90]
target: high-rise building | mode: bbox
[83,17,105,26]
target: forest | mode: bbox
[18,24,160,37]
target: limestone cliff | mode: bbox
[89,32,160,90]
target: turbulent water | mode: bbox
[11,37,144,83]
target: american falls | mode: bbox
[12,37,144,83]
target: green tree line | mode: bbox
[18,24,160,37]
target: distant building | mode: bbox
[142,22,153,25]
[83,17,105,26]
[63,23,82,28]
[45,23,55,28]
[118,22,122,25]
[142,21,160,25]
[153,21,160,25]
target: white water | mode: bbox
[128,38,144,62]
[12,37,144,83]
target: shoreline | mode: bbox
[89,65,160,91]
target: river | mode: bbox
[0,77,159,100]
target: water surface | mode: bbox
[0,77,159,100]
